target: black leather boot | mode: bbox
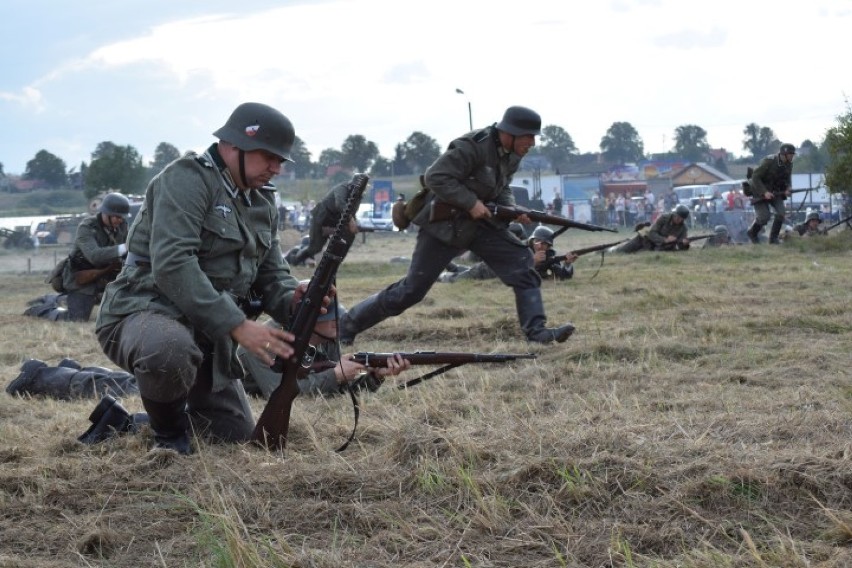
[78,394,135,444]
[515,288,575,344]
[768,217,784,244]
[338,293,391,346]
[5,359,47,396]
[142,397,192,455]
[746,222,762,244]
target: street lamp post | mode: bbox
[455,88,473,131]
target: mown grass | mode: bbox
[0,229,851,566]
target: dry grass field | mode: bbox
[1,227,852,567]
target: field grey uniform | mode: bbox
[614,213,689,253]
[339,110,573,344]
[95,143,298,444]
[748,151,793,243]
[62,215,127,321]
[290,182,352,265]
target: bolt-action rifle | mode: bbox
[750,188,812,204]
[825,213,852,232]
[540,238,630,271]
[655,233,714,251]
[349,351,536,389]
[429,201,617,233]
[252,173,369,451]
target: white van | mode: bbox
[673,185,712,207]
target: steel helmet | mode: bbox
[674,204,690,219]
[508,222,525,239]
[99,193,131,219]
[531,225,555,245]
[213,102,295,162]
[300,235,310,247]
[779,143,796,155]
[495,106,541,136]
[806,211,821,222]
[713,224,729,235]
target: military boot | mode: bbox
[142,397,192,455]
[78,394,141,444]
[515,288,575,344]
[746,223,762,244]
[768,217,784,244]
[338,293,391,346]
[5,359,48,396]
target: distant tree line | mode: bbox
[1,115,847,200]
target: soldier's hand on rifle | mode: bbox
[348,217,358,234]
[468,200,491,220]
[231,320,295,367]
[369,353,411,378]
[563,253,578,264]
[665,235,677,243]
[292,281,336,316]
[515,214,532,224]
[763,191,773,201]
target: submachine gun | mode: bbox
[252,173,369,451]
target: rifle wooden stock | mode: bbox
[430,201,617,233]
[252,173,369,451]
[541,238,628,270]
[349,351,536,367]
[73,262,121,286]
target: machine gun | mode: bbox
[252,173,369,451]
[430,201,617,233]
[349,351,536,389]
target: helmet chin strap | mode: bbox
[238,149,249,188]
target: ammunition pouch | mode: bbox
[392,175,431,230]
[232,293,263,320]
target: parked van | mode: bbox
[673,185,712,207]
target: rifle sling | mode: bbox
[336,386,359,453]
[397,363,464,389]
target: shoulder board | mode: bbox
[193,152,214,169]
[472,127,493,143]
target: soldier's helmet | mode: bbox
[779,143,796,155]
[213,102,295,162]
[99,193,131,219]
[531,225,555,245]
[806,211,821,222]
[496,106,542,136]
[674,204,690,219]
[508,222,526,240]
[300,235,310,247]
[317,302,346,322]
[714,224,729,235]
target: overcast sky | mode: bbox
[1,0,849,175]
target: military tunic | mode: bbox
[750,153,793,226]
[614,213,688,253]
[341,125,546,341]
[62,214,128,321]
[95,144,298,441]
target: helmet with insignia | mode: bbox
[213,102,296,162]
[496,106,541,136]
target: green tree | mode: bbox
[539,125,577,172]
[340,135,379,173]
[391,144,413,176]
[317,148,343,176]
[370,156,393,177]
[824,105,852,198]
[399,131,441,174]
[673,124,710,162]
[149,142,181,176]
[742,123,778,160]
[85,141,147,198]
[600,122,644,164]
[793,139,828,173]
[23,149,68,188]
[287,137,315,179]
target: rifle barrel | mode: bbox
[349,351,536,367]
